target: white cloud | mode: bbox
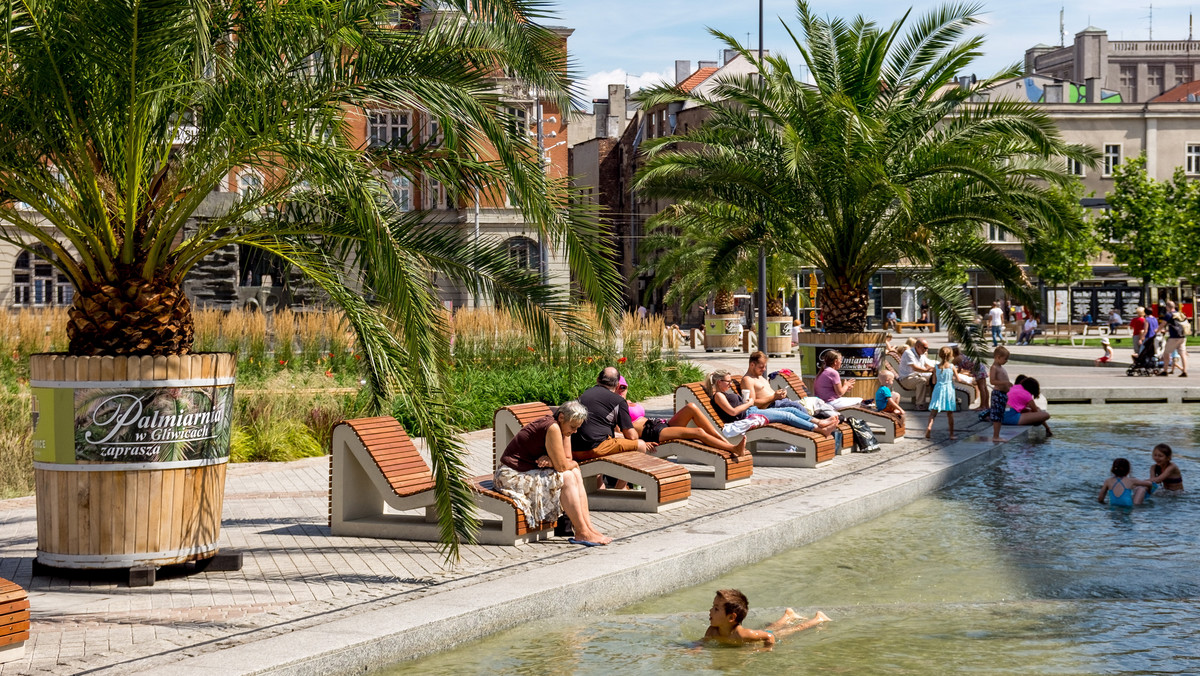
[576,68,674,107]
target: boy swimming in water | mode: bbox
[704,589,830,647]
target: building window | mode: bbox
[988,224,1008,243]
[425,178,451,210]
[236,170,262,196]
[1147,66,1164,96]
[12,248,73,308]
[368,110,411,147]
[1119,65,1137,100]
[387,173,412,211]
[1176,65,1193,87]
[1103,144,1121,177]
[425,118,442,147]
[504,236,541,271]
[505,106,528,139]
[1188,144,1200,175]
[1066,157,1085,176]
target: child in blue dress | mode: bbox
[925,346,958,440]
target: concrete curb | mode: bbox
[159,428,1032,676]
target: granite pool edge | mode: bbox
[160,429,1032,676]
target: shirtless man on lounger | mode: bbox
[741,352,839,436]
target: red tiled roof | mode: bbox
[1151,80,1200,103]
[679,67,719,93]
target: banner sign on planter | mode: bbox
[32,385,234,464]
[797,344,883,379]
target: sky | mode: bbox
[555,0,1200,105]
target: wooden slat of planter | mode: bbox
[97,470,113,555]
[87,471,102,555]
[135,472,150,554]
[170,468,186,553]
[159,470,175,555]
[111,471,126,556]
[65,472,79,556]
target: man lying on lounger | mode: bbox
[741,352,839,436]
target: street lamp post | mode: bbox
[756,0,767,351]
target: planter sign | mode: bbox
[797,344,882,379]
[32,383,234,465]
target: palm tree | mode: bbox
[0,0,621,557]
[639,200,802,317]
[635,1,1094,348]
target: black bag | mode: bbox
[847,418,881,453]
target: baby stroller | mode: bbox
[1127,335,1163,376]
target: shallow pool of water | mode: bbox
[382,405,1200,674]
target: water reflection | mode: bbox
[382,406,1200,675]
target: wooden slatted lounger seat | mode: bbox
[652,436,753,490]
[768,371,905,443]
[0,578,29,664]
[494,404,691,512]
[329,417,554,546]
[674,382,846,468]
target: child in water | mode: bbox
[1149,443,1184,493]
[1098,458,1154,506]
[704,589,830,647]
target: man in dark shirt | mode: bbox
[572,367,648,459]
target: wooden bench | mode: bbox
[768,371,905,443]
[0,579,29,664]
[494,404,691,513]
[1036,324,1085,345]
[674,382,844,467]
[329,417,555,546]
[895,322,935,333]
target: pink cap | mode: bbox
[618,376,628,388]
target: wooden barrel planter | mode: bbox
[764,315,792,357]
[795,332,889,401]
[29,353,235,570]
[704,314,742,351]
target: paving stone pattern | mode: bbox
[0,343,1134,675]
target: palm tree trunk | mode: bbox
[822,278,869,333]
[68,277,195,355]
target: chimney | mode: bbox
[723,49,739,65]
[698,60,717,70]
[593,100,610,137]
[608,84,629,134]
[675,60,692,85]
[1085,77,1099,103]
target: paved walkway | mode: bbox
[0,342,1191,674]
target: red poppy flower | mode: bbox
[618,356,627,364]
[325,369,334,377]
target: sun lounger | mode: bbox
[329,417,554,546]
[651,436,753,490]
[674,382,847,468]
[0,579,29,664]
[768,371,905,443]
[494,404,692,512]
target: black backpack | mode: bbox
[847,418,881,453]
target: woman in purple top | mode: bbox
[495,400,611,545]
[1002,377,1052,436]
[814,351,863,409]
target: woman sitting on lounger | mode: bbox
[495,400,611,545]
[617,377,747,456]
[704,370,771,437]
